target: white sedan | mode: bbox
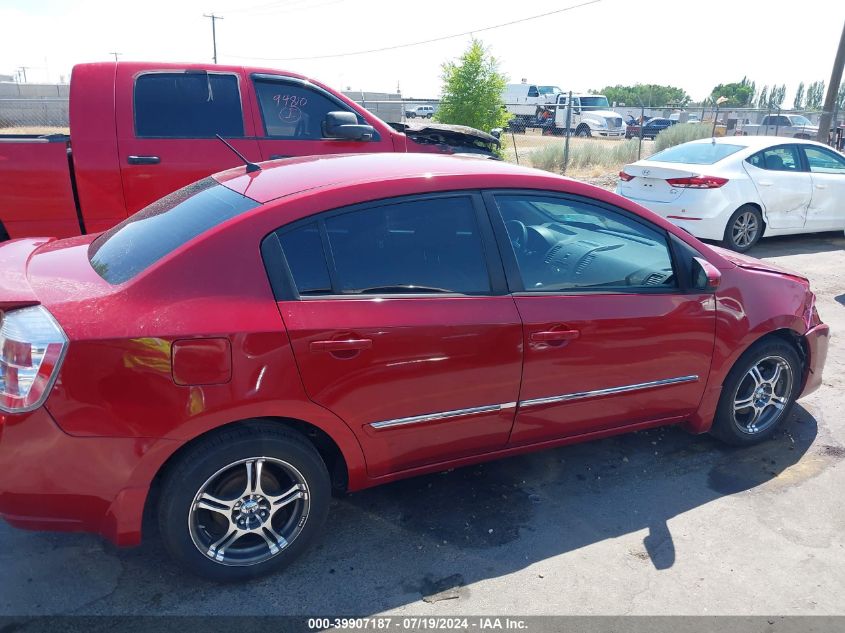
[616,136,845,251]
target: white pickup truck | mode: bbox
[538,94,626,138]
[741,114,818,139]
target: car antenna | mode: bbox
[215,134,261,173]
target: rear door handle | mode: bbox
[758,180,774,186]
[531,330,580,342]
[310,338,373,353]
[815,183,828,189]
[127,155,161,165]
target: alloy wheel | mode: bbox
[732,355,793,435]
[188,457,310,567]
[732,211,760,249]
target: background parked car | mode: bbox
[741,114,818,139]
[617,136,845,251]
[405,105,436,118]
[625,117,676,139]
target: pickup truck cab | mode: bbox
[0,62,499,241]
[741,114,818,139]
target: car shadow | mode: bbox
[3,404,838,617]
[699,232,845,258]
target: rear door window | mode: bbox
[747,145,802,171]
[134,72,244,138]
[278,196,492,296]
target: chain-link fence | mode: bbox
[0,98,69,133]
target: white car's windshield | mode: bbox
[538,86,561,95]
[791,115,813,126]
[649,143,744,165]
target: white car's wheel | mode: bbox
[723,205,763,252]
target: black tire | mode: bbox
[710,338,802,446]
[158,422,331,581]
[575,125,591,137]
[723,204,763,252]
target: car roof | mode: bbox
[213,153,559,204]
[684,135,831,150]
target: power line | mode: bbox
[203,13,225,64]
[222,0,601,61]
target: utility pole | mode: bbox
[110,52,121,62]
[203,13,224,64]
[817,19,845,143]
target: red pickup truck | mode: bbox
[0,62,499,241]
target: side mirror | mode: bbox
[323,111,374,141]
[489,128,502,140]
[692,256,721,291]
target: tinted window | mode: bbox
[496,195,676,292]
[649,143,743,165]
[278,223,332,294]
[134,73,243,138]
[254,78,359,139]
[89,178,258,284]
[747,145,801,171]
[281,197,490,295]
[803,146,845,173]
[527,86,540,98]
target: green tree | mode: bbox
[435,39,511,133]
[590,84,690,107]
[805,80,826,110]
[709,79,754,107]
[793,82,805,109]
[756,85,768,108]
[769,84,786,108]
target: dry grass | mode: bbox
[501,132,656,179]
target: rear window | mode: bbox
[649,143,744,165]
[89,178,259,284]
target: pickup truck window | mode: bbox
[254,78,355,140]
[134,73,244,138]
[89,178,258,284]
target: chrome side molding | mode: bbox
[369,375,699,430]
[370,402,517,430]
[519,375,699,408]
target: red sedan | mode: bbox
[0,153,829,581]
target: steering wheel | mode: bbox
[504,219,529,253]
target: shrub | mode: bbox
[653,123,713,152]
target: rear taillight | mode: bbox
[0,306,67,413]
[665,175,729,188]
[618,171,635,181]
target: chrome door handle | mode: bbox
[310,338,373,353]
[531,329,580,343]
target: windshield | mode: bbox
[649,142,744,165]
[538,86,562,95]
[89,178,259,284]
[579,96,610,110]
[791,115,813,126]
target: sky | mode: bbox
[0,0,843,104]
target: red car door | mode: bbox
[115,65,262,215]
[248,74,397,162]
[270,193,523,477]
[484,192,716,445]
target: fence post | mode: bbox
[563,91,572,174]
